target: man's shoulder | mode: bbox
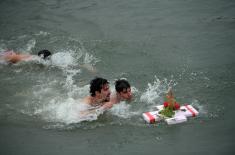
[82,96,92,105]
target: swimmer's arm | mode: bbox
[80,105,105,116]
[5,54,22,63]
[5,54,32,63]
[81,96,90,105]
[80,97,104,115]
[101,96,118,110]
[19,54,32,60]
[81,102,112,116]
[101,102,114,110]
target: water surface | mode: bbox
[0,0,235,154]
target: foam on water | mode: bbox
[109,101,139,119]
[34,97,103,124]
[34,31,50,36]
[140,76,176,105]
[51,51,77,68]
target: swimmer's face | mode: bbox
[119,88,132,101]
[99,84,111,102]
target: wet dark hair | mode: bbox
[37,49,52,59]
[115,79,130,93]
[90,77,109,97]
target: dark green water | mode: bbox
[0,0,235,154]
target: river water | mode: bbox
[0,0,235,154]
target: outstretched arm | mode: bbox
[4,53,32,63]
[101,95,118,110]
[101,102,114,110]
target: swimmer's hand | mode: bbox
[80,106,104,116]
[102,102,113,110]
[79,102,113,117]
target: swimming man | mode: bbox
[0,49,51,63]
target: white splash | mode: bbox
[51,52,76,68]
[109,102,139,119]
[20,39,36,53]
[140,76,176,104]
[83,52,99,65]
[34,31,50,36]
[34,98,103,124]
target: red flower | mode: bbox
[174,102,180,110]
[163,102,168,107]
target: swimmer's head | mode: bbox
[37,50,52,59]
[115,79,132,100]
[89,77,111,101]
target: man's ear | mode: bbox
[117,92,122,96]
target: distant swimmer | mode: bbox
[0,49,51,63]
[82,77,112,109]
[0,49,96,73]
